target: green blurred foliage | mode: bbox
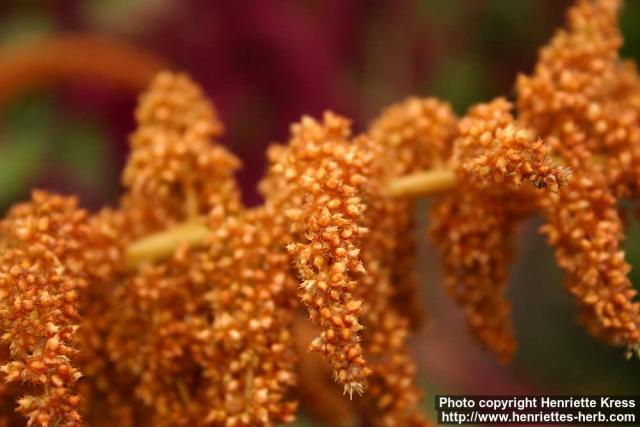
[620,1,640,59]
[430,55,491,114]
[0,95,111,210]
[0,97,52,206]
[52,115,110,188]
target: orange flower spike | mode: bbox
[430,98,569,363]
[97,72,248,426]
[123,71,241,222]
[0,191,89,427]
[516,0,640,353]
[261,111,430,422]
[278,113,374,397]
[429,190,522,363]
[539,168,640,351]
[516,0,623,163]
[202,207,298,426]
[369,97,457,330]
[349,134,430,425]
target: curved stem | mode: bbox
[0,34,167,107]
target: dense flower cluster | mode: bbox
[1,0,640,426]
[0,192,88,426]
[276,114,374,398]
[428,98,569,362]
[368,97,457,330]
[263,111,431,425]
[426,0,640,364]
[517,0,640,352]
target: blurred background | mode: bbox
[1,0,640,425]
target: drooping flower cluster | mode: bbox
[260,111,433,425]
[368,97,457,330]
[95,72,251,426]
[272,113,374,398]
[201,206,299,425]
[356,99,457,426]
[426,98,569,362]
[538,170,639,349]
[421,0,640,364]
[517,0,640,352]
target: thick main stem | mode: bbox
[126,219,209,268]
[387,168,456,198]
[124,168,458,268]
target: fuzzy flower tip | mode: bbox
[0,191,88,427]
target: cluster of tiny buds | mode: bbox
[456,98,569,192]
[283,114,375,399]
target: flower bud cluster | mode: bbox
[517,0,640,352]
[271,113,374,398]
[0,191,88,426]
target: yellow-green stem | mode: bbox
[125,219,209,268]
[125,169,457,268]
[386,168,457,198]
